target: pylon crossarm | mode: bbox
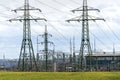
[29,5,42,12]
[9,0,47,71]
[88,15,105,21]
[66,19,80,22]
[88,6,100,12]
[41,34,52,38]
[66,19,105,23]
[12,5,41,12]
[71,7,82,13]
[87,9,100,12]
[9,18,47,22]
[12,8,41,12]
[11,6,24,12]
[86,18,105,21]
[66,16,82,22]
[40,41,53,45]
[72,9,100,12]
[31,18,47,21]
[8,19,23,22]
[71,7,100,13]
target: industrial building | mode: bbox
[86,53,120,71]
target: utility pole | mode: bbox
[3,54,5,70]
[52,44,56,72]
[113,43,115,71]
[72,36,76,71]
[9,0,46,71]
[41,25,53,72]
[66,0,105,71]
[94,38,96,53]
[70,38,72,55]
[113,43,115,55]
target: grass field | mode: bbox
[0,72,120,80]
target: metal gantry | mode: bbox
[66,0,105,71]
[43,25,53,71]
[38,25,54,71]
[9,0,46,71]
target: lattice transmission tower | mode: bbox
[9,0,46,71]
[67,0,105,71]
[37,25,54,71]
[41,25,53,71]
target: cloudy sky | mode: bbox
[0,0,120,59]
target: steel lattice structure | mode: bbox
[40,25,53,71]
[9,0,46,71]
[66,0,105,71]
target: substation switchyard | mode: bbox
[0,0,119,72]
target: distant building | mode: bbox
[0,59,18,71]
[85,53,120,71]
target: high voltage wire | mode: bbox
[9,21,70,52]
[32,14,70,49]
[68,22,112,50]
[0,4,44,40]
[44,21,70,42]
[40,13,72,50]
[105,21,120,41]
[53,0,67,7]
[37,21,71,50]
[69,0,81,5]
[90,32,112,49]
[0,5,12,18]
[35,0,73,16]
[0,2,43,35]
[90,22,114,50]
[0,4,21,19]
[0,4,11,10]
[69,22,82,36]
[98,13,120,43]
[35,0,120,50]
[94,21,114,44]
[0,0,118,52]
[41,12,69,42]
[0,0,70,50]
[52,0,73,9]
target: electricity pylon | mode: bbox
[9,0,46,71]
[40,25,53,71]
[66,0,105,71]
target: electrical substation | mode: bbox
[0,0,120,72]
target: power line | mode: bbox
[36,19,71,51]
[53,0,68,7]
[41,12,69,42]
[97,12,120,42]
[39,12,72,51]
[44,21,69,42]
[53,0,73,9]
[90,32,111,49]
[0,4,11,10]
[0,4,21,19]
[94,21,114,43]
[68,22,112,50]
[35,0,73,16]
[105,21,120,41]
[36,22,71,52]
[69,0,81,5]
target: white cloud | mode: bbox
[0,0,120,58]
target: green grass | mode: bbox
[0,72,120,80]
